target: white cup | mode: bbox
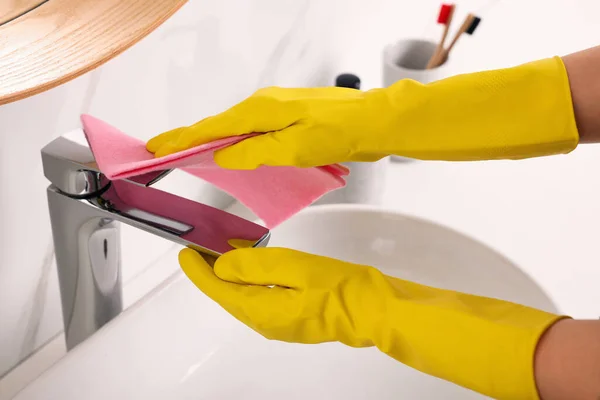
[383,38,451,87]
[383,39,452,162]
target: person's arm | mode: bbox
[147,47,585,166]
[535,45,600,394]
[562,45,600,143]
[534,319,600,399]
[179,247,567,400]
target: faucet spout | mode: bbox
[42,130,270,350]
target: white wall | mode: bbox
[0,0,340,377]
[0,0,598,378]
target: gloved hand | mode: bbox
[180,247,565,400]
[147,57,579,167]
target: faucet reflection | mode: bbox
[41,131,270,350]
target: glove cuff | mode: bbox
[372,276,567,399]
[370,56,579,161]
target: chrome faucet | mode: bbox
[41,130,270,350]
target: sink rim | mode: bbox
[259,203,559,312]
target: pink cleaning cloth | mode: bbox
[80,114,348,228]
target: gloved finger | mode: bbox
[214,247,318,288]
[213,124,319,169]
[146,127,185,153]
[167,95,305,156]
[179,248,298,331]
[179,248,236,300]
[220,285,300,341]
[179,248,282,304]
[228,238,259,249]
[153,141,191,159]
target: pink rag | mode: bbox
[80,115,348,228]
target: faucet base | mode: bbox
[47,187,122,350]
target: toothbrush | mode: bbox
[429,13,482,69]
[444,14,481,61]
[426,3,456,69]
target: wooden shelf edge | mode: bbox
[0,0,188,106]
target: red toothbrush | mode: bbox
[426,3,455,69]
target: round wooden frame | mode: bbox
[0,0,188,106]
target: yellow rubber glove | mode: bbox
[180,247,565,400]
[147,57,579,167]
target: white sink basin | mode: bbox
[14,205,557,399]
